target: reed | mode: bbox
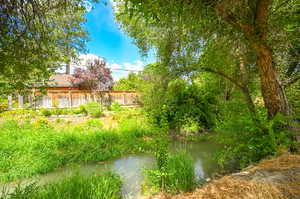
[1,172,121,199]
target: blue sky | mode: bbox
[81,1,155,80]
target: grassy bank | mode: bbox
[1,172,121,199]
[0,108,161,182]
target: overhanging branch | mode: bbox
[284,76,300,88]
[202,67,244,90]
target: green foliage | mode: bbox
[85,118,103,128]
[85,102,103,118]
[113,72,140,91]
[0,110,159,182]
[40,109,52,117]
[215,112,296,170]
[50,108,71,116]
[145,143,196,193]
[109,102,123,112]
[0,109,38,118]
[0,0,88,91]
[73,104,88,115]
[115,0,300,119]
[1,172,122,199]
[164,79,217,130]
[33,117,50,129]
[0,98,8,113]
[141,73,218,131]
[0,106,90,119]
[54,118,66,123]
[286,83,300,118]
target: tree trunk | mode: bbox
[255,42,290,118]
[217,0,292,119]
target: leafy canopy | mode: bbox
[0,0,91,91]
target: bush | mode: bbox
[214,112,296,170]
[72,104,87,115]
[1,172,122,199]
[143,78,217,131]
[145,143,196,193]
[85,118,103,128]
[85,102,103,118]
[51,107,63,116]
[109,102,122,111]
[32,117,50,128]
[0,99,8,113]
[40,108,52,117]
[54,118,65,123]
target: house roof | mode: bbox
[48,74,74,88]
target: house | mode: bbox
[8,73,140,109]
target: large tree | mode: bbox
[113,0,299,119]
[113,72,140,91]
[0,0,89,91]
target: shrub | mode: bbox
[85,118,103,128]
[85,102,103,118]
[72,104,87,115]
[1,172,122,199]
[51,107,63,116]
[109,102,122,111]
[143,78,217,131]
[145,143,196,193]
[0,99,8,113]
[32,117,49,128]
[54,118,66,123]
[214,112,296,170]
[40,108,52,117]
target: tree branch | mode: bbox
[271,0,293,15]
[284,75,300,88]
[215,1,255,41]
[201,67,244,90]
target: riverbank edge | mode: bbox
[150,153,300,199]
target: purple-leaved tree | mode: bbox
[71,58,113,91]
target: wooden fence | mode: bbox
[7,90,140,109]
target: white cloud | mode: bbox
[56,53,146,81]
[110,60,145,81]
[69,54,105,72]
[76,54,145,72]
[107,63,122,70]
[78,54,103,68]
[123,60,144,71]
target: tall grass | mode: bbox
[0,110,159,182]
[144,145,196,194]
[166,153,196,192]
[1,172,121,199]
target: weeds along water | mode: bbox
[0,172,122,199]
[144,143,197,194]
[0,109,160,182]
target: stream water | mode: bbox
[1,140,220,199]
